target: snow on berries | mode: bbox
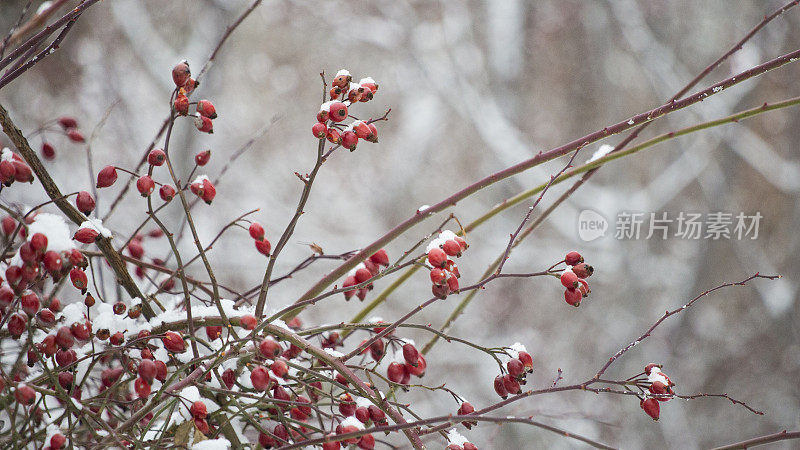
[189,175,217,204]
[557,251,594,307]
[340,249,390,301]
[0,147,34,186]
[425,230,467,299]
[314,70,381,150]
[492,342,532,399]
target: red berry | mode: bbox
[342,276,357,300]
[8,313,28,337]
[134,377,151,398]
[259,337,281,359]
[155,360,167,382]
[195,150,211,166]
[432,283,449,299]
[174,94,190,115]
[387,362,406,384]
[205,326,222,341]
[402,343,419,366]
[442,240,462,257]
[20,291,40,315]
[172,61,191,87]
[354,267,371,284]
[431,267,447,285]
[259,432,277,448]
[183,77,198,94]
[137,175,155,197]
[427,248,448,268]
[407,354,427,377]
[518,351,533,372]
[190,401,207,419]
[341,130,358,151]
[50,433,66,449]
[194,418,209,434]
[248,222,265,240]
[37,309,55,324]
[96,165,117,188]
[255,238,271,256]
[640,398,660,420]
[75,191,95,215]
[326,128,341,144]
[560,271,579,289]
[73,228,99,244]
[572,263,594,279]
[159,184,176,202]
[162,331,186,353]
[69,268,87,291]
[138,359,156,382]
[0,160,15,183]
[14,384,35,405]
[148,148,166,166]
[240,314,257,330]
[565,251,583,265]
[502,373,521,395]
[365,123,378,143]
[56,326,74,349]
[30,238,49,260]
[194,114,213,133]
[270,359,289,378]
[41,142,56,160]
[250,365,271,391]
[58,117,78,129]
[328,102,348,122]
[357,434,375,449]
[66,129,85,143]
[493,375,508,398]
[1,217,15,235]
[564,288,581,306]
[11,160,33,183]
[201,178,216,204]
[352,121,371,139]
[507,358,524,377]
[196,100,217,119]
[222,369,236,389]
[369,249,389,266]
[312,122,327,139]
[70,321,91,340]
[446,274,459,293]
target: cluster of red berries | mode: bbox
[1,215,87,337]
[492,344,534,398]
[640,363,676,421]
[312,70,379,151]
[247,221,271,256]
[426,230,468,299]
[341,249,390,301]
[0,147,34,186]
[386,340,427,385]
[559,251,594,306]
[39,116,85,161]
[171,61,217,133]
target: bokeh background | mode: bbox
[1,0,799,448]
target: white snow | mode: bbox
[446,428,469,445]
[319,101,335,112]
[79,217,112,238]
[27,213,75,253]
[335,69,351,78]
[324,348,345,358]
[36,2,53,15]
[588,144,614,163]
[192,174,210,185]
[627,119,635,125]
[192,438,231,449]
[1,148,13,162]
[507,342,527,359]
[359,77,375,85]
[340,416,365,430]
